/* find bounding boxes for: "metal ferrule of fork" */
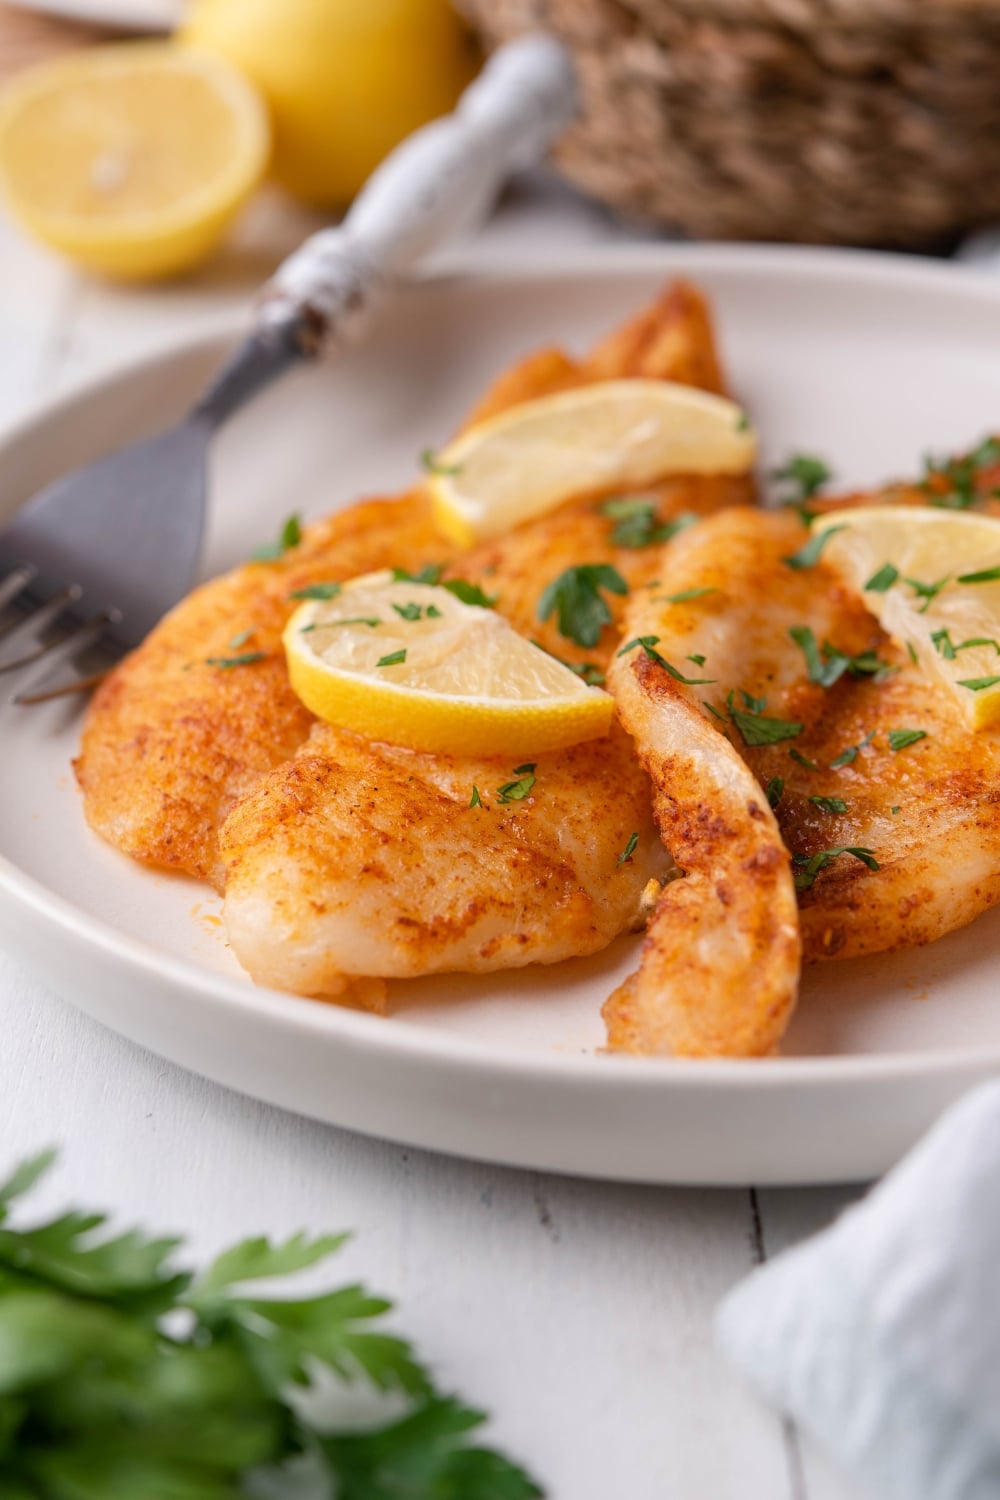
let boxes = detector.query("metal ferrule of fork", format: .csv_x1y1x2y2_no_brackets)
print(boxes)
0,565,117,705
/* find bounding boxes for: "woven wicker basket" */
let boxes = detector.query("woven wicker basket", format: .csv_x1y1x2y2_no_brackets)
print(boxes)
460,0,1000,248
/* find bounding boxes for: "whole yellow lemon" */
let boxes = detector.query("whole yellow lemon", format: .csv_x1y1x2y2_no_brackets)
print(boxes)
180,0,478,207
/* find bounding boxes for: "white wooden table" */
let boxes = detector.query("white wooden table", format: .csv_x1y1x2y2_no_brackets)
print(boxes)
0,176,865,1500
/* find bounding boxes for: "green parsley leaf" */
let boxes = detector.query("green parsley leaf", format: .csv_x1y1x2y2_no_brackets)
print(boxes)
0,1155,540,1500
730,708,803,746
289,581,343,601
793,846,880,891
865,563,900,593
782,525,847,571
251,513,302,562
538,565,628,648
957,565,1000,585
888,728,928,751
687,653,707,667
426,604,443,618
496,769,536,802
789,747,820,771
772,452,833,502
391,565,444,585
205,652,267,670
904,574,950,613
739,689,767,713
617,831,639,865
703,700,727,722
441,579,498,608
658,586,720,604
376,650,407,668
907,640,919,665
891,805,901,814
828,730,875,768
931,628,956,660
789,625,845,688
600,499,697,549
420,448,462,477
618,636,716,685
958,674,1000,692
392,602,424,621
923,437,1000,510
228,629,255,650
810,795,848,814
469,786,482,808
735,411,750,432
766,777,784,809
302,617,381,632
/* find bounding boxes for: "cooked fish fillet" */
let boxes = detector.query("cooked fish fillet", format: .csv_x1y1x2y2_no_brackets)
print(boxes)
220,723,671,996
76,279,744,892
607,504,1000,1055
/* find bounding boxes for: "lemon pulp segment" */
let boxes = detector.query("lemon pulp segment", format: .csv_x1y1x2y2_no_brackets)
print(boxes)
426,379,756,546
283,576,614,756
820,505,1000,729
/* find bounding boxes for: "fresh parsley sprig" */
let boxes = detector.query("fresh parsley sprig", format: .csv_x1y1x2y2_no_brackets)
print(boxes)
599,498,697,550
0,1152,541,1500
793,846,879,892
537,565,628,649
252,512,303,562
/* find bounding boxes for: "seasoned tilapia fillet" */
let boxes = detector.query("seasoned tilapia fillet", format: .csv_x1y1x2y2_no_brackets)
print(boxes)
76,279,744,892
220,724,670,997
608,505,1000,1055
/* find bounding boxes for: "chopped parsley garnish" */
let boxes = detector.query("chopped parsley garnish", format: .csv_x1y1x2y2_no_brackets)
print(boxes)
782,525,847,571
789,747,820,771
793,846,880,891
907,641,919,665
659,586,720,604
828,730,875,768
376,649,407,667
289,581,343,600
617,831,639,865
904,574,950,613
790,625,896,686
427,604,442,618
496,766,536,803
600,498,697,549
618,635,715,684
302,616,380,632
923,437,1000,509
932,629,1000,659
888,728,928,751
730,707,803,747
441,579,498,608
772,452,833,504
228,628,255,650
766,777,785,809
204,651,267,670
810,795,848,814
537,564,629,648
419,448,462,476
251,512,303,562
738,689,767,713
958,674,1000,692
703,700,727,722
735,411,751,432
469,786,483,808
393,601,425,621
891,805,901,814
687,653,707,666
865,562,899,593
392,565,444,585
957,565,1000,585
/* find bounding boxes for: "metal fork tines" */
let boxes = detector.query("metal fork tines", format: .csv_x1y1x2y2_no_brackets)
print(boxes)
0,565,119,705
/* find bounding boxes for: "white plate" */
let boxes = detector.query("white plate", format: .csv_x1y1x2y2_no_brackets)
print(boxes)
3,245,1000,1187
5,0,179,29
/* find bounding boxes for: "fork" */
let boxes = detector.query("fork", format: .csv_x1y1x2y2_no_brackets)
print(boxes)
0,34,575,706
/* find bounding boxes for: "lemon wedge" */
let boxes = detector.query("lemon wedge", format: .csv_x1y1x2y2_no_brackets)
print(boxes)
283,573,614,756
426,379,756,546
0,43,269,280
820,506,1000,729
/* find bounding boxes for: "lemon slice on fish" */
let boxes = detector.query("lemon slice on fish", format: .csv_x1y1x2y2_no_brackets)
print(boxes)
283,573,613,755
426,378,756,546
819,506,1000,729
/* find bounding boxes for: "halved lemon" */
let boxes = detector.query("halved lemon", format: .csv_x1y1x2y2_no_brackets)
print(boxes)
820,506,1000,729
426,379,756,546
0,43,269,280
283,573,614,755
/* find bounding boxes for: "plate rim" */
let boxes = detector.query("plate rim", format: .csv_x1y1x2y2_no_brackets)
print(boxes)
4,240,1000,1096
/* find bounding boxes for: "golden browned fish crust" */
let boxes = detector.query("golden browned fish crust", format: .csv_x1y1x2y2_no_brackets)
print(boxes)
611,505,1000,1047
75,279,743,890
220,722,670,997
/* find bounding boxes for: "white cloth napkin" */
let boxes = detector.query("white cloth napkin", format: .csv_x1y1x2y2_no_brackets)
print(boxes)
716,1082,1000,1500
